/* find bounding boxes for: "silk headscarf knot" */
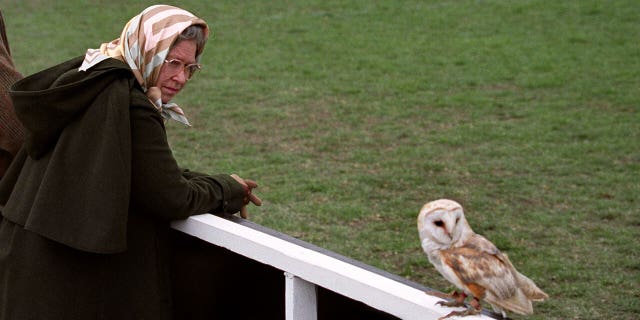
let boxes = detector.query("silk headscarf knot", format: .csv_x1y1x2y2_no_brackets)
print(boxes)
79,5,209,126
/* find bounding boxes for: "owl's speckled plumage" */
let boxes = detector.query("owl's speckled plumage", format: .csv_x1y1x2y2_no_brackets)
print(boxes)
417,199,548,318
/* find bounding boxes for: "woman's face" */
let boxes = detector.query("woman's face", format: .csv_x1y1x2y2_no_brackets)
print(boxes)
156,39,198,103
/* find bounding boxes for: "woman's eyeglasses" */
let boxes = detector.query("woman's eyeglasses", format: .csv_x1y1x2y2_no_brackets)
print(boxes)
163,59,202,80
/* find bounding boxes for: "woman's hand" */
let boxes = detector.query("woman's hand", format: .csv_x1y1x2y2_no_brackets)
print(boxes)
230,174,262,218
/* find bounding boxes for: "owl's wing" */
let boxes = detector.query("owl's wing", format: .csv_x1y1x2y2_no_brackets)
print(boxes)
440,234,519,301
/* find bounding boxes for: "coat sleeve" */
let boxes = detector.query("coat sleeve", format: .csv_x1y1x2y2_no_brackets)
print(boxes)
128,92,246,221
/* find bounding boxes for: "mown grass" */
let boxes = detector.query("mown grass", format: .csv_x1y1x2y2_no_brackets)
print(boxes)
3,1,639,319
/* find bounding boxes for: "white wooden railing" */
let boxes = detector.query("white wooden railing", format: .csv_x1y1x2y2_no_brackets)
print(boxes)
171,214,496,320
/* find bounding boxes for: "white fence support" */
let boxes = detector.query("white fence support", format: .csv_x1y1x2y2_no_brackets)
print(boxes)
285,272,318,320
171,214,492,320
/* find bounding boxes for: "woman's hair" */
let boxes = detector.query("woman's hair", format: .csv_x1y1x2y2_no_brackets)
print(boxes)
172,25,207,56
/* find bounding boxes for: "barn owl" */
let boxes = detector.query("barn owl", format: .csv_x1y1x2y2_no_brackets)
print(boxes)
417,199,548,319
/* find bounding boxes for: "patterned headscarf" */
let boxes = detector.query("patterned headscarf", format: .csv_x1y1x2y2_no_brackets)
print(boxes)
79,5,209,126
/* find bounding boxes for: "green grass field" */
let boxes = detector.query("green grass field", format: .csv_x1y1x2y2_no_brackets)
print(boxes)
3,1,639,319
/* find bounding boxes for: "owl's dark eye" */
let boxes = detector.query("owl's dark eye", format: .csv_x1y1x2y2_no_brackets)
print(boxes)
434,220,444,227
455,218,460,224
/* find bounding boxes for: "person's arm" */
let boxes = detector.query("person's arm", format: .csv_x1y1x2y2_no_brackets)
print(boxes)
181,168,206,179
128,95,247,221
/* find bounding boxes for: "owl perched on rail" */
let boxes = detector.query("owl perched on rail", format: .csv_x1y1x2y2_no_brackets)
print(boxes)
417,199,548,319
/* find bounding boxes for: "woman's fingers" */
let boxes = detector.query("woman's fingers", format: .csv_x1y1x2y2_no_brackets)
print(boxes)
240,206,248,219
230,174,261,218
244,179,258,189
249,193,262,206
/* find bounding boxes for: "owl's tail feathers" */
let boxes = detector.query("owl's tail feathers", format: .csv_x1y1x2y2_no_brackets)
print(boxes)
516,272,549,302
485,272,548,316
490,289,534,315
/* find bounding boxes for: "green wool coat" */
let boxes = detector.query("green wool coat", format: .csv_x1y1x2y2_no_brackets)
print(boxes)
0,56,247,319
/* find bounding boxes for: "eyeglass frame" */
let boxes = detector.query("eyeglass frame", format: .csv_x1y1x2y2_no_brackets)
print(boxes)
163,58,203,80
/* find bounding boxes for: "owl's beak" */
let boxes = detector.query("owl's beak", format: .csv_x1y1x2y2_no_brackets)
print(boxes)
443,216,457,239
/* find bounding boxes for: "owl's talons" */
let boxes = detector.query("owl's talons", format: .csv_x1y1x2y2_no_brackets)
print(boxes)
436,300,465,308
437,305,481,320
436,296,482,319
433,290,467,307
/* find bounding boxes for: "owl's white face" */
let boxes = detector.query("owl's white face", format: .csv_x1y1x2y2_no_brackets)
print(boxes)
417,199,468,251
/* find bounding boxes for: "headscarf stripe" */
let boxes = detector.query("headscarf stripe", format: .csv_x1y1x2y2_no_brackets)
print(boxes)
145,9,195,28
144,48,168,80
144,22,192,53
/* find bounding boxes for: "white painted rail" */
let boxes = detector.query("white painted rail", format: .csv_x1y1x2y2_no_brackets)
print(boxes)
171,214,496,320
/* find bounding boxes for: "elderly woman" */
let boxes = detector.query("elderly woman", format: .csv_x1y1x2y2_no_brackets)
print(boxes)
0,5,260,319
